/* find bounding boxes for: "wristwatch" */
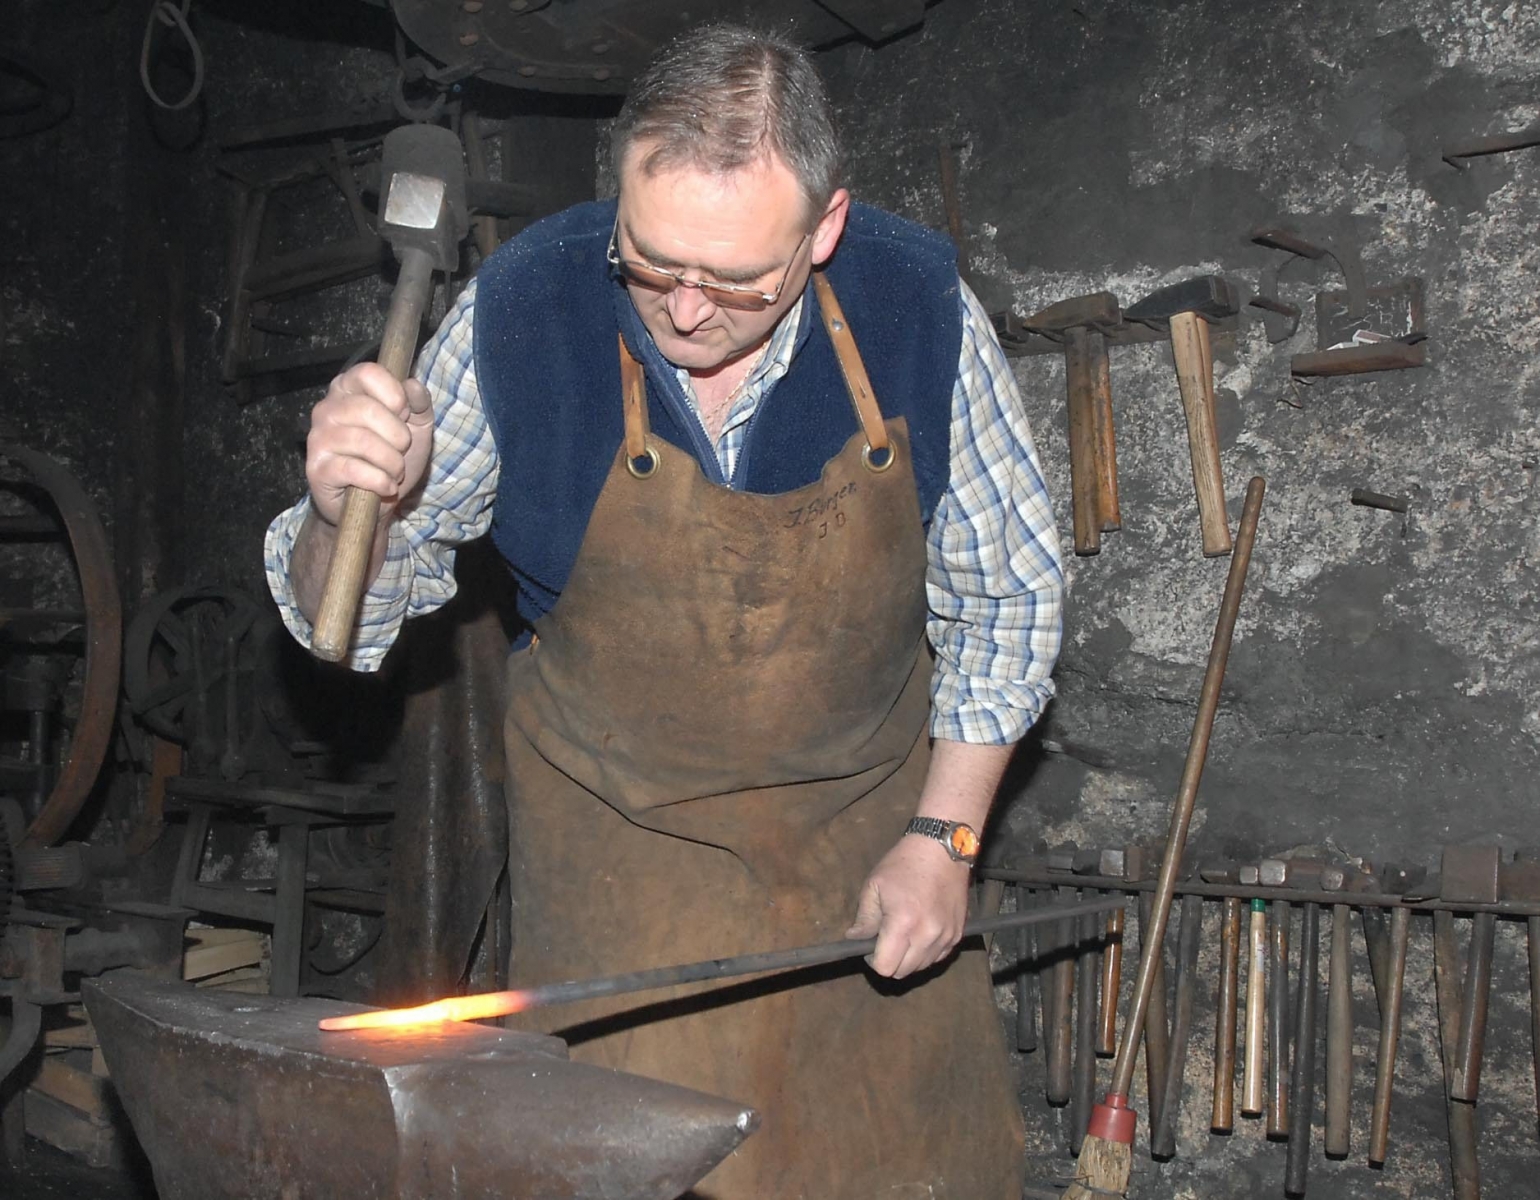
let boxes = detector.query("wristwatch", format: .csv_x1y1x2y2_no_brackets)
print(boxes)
904,817,980,866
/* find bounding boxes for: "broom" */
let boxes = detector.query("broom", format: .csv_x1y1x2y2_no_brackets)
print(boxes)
1064,476,1265,1199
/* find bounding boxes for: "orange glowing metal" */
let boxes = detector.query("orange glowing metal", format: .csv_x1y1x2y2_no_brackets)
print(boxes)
318,990,533,1031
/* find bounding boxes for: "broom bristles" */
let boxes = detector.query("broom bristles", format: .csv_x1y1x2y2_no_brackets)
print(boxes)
1062,1131,1133,1199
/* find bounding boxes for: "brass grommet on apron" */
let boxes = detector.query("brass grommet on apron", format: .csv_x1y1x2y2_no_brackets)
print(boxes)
625,442,661,479
862,441,896,473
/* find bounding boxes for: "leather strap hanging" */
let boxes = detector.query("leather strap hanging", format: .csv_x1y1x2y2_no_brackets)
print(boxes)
618,333,658,477
813,272,891,461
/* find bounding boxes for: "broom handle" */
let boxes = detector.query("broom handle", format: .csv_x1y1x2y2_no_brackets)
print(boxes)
1109,476,1265,1099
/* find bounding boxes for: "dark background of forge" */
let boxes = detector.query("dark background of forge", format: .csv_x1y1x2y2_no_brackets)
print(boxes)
5,0,1540,1194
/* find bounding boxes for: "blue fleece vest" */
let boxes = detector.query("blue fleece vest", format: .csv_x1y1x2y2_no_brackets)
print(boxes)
473,198,961,628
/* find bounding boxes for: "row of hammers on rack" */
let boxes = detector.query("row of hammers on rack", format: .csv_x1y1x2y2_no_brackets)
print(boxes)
981,841,1539,1198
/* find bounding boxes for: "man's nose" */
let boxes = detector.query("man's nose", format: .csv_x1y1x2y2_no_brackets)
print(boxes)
666,281,718,330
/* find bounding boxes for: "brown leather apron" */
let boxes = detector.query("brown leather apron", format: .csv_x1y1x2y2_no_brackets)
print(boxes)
502,278,1023,1199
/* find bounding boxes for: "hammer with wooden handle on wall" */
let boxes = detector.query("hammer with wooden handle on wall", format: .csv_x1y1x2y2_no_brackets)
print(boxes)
1126,276,1239,557
310,123,469,662
1024,291,1123,555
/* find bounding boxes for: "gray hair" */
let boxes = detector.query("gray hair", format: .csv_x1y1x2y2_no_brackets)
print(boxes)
610,23,842,224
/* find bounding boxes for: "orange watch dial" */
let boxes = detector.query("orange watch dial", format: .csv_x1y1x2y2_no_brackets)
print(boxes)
949,824,980,860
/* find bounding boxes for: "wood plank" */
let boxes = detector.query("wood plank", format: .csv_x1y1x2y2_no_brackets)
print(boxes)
184,932,268,980
33,1055,115,1121
23,1089,123,1170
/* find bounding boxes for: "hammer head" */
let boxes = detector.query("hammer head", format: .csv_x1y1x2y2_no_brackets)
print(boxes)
1125,275,1239,327
379,124,469,272
1023,291,1121,339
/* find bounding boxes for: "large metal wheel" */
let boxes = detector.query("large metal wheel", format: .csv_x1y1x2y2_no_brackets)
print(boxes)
0,446,122,849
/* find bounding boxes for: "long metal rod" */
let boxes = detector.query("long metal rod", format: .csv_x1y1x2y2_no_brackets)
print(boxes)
319,896,1123,1031
979,868,1540,918
1108,477,1265,1101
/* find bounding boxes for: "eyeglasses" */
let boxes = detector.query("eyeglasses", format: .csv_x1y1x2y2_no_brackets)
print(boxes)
607,216,809,312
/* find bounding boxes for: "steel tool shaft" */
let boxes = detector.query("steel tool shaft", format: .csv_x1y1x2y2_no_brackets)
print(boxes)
319,896,1124,1031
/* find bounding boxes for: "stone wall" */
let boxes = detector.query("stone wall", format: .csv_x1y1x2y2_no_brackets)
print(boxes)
821,1,1540,1195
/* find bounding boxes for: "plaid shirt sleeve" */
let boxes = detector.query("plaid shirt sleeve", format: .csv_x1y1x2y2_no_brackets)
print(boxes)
926,281,1065,744
263,279,500,672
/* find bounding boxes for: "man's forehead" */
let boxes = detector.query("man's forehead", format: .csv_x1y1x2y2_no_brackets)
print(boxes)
617,180,807,276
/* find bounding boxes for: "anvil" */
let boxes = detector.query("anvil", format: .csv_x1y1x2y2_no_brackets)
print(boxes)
83,973,757,1200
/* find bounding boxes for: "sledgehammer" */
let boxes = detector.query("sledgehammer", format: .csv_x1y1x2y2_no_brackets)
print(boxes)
311,124,469,662
1126,276,1238,557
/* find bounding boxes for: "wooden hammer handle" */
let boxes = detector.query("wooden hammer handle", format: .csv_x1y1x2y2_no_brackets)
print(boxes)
1168,311,1232,557
311,246,436,662
1242,898,1268,1116
1211,895,1242,1131
1064,327,1102,555
1367,905,1410,1165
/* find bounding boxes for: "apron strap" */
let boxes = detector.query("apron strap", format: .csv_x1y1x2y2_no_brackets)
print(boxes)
616,280,894,475
618,333,660,478
619,333,650,458
812,272,892,463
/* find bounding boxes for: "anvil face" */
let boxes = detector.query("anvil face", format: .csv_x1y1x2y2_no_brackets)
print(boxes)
84,975,757,1200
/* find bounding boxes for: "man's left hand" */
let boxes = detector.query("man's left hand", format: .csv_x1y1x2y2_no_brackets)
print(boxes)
845,836,972,979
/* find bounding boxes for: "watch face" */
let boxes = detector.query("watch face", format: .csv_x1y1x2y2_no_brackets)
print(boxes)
949,824,980,860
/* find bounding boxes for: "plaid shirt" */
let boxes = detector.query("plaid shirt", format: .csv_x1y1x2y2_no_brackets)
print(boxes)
266,277,1063,745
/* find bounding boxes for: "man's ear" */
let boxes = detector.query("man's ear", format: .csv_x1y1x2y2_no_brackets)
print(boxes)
811,188,850,267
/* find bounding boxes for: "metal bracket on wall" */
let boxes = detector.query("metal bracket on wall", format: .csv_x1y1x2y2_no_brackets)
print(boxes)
1247,224,1366,345
1442,122,1540,169
1292,276,1426,377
